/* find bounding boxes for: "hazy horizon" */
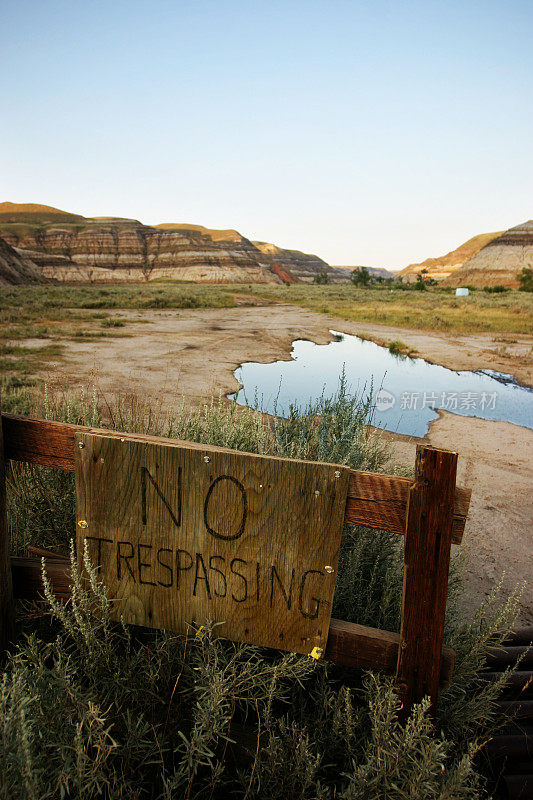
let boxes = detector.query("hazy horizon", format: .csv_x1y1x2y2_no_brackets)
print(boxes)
2,0,531,268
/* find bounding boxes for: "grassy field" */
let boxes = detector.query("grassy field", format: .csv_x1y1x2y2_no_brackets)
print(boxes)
0,283,242,391
1,282,531,394
236,283,533,335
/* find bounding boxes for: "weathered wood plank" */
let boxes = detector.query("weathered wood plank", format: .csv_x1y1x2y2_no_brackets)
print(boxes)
9,553,455,684
75,432,349,656
0,397,14,655
345,471,468,543
1,414,470,541
11,555,72,600
395,445,458,719
326,618,455,685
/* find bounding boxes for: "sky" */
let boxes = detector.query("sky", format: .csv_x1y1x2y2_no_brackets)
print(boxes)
1,0,532,268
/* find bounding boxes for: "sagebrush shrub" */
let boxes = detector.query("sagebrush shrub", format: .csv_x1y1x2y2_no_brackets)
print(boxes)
0,380,521,798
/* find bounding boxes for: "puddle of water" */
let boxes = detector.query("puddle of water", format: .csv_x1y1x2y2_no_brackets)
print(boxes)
230,330,533,437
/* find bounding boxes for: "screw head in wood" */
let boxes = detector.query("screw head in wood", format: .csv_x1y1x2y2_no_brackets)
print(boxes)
203,456,210,463
324,565,334,574
78,441,85,449
77,520,88,528
314,490,320,496
334,470,341,478
310,646,324,659
100,457,104,463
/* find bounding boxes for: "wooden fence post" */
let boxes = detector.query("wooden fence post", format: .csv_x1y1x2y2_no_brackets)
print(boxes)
0,394,14,656
395,444,457,720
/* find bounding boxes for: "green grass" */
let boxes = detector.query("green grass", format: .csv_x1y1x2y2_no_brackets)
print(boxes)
1,281,530,402
0,283,238,322
0,283,242,384
233,283,533,335
0,382,522,799
387,339,418,357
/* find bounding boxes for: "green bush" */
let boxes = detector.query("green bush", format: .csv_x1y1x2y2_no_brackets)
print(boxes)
1,381,521,798
483,285,508,294
518,267,533,292
387,340,416,358
350,267,371,286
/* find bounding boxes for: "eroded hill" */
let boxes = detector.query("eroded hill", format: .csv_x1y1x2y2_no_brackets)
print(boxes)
0,236,44,285
442,221,533,288
0,204,279,284
398,231,503,282
0,203,335,284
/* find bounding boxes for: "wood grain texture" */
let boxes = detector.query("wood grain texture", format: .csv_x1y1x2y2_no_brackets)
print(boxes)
9,552,455,684
1,414,470,541
326,618,455,685
11,555,71,601
395,445,458,719
345,471,468,543
75,432,349,656
0,396,14,655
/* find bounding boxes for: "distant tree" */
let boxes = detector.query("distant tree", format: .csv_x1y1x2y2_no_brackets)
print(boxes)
414,273,427,291
313,272,330,284
518,267,533,292
350,267,371,286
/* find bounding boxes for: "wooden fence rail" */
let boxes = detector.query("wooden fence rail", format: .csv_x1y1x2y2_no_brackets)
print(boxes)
2,414,470,542
10,549,456,685
0,411,471,715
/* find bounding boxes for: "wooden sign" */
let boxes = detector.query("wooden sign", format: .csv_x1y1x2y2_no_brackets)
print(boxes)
75,433,350,656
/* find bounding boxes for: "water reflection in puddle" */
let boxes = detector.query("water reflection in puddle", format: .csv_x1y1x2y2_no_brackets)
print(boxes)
229,331,533,437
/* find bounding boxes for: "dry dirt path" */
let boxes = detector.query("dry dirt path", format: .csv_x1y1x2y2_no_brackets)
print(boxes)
38,303,533,623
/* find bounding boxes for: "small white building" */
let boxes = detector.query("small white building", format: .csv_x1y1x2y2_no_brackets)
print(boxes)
456,287,469,296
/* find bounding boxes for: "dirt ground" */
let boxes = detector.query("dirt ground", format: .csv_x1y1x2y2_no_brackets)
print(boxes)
37,303,533,623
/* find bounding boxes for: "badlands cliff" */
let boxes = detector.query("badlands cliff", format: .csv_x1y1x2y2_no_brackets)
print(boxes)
0,236,44,285
0,204,276,284
251,241,332,282
398,231,503,282
442,221,533,288
0,203,335,284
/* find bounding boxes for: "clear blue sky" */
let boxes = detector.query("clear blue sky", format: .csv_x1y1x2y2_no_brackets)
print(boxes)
2,0,531,267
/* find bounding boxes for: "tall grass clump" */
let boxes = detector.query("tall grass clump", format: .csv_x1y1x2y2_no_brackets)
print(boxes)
1,379,522,798
5,374,391,557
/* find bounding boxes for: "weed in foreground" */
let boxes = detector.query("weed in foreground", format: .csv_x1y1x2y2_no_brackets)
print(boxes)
1,543,519,799
0,382,522,798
